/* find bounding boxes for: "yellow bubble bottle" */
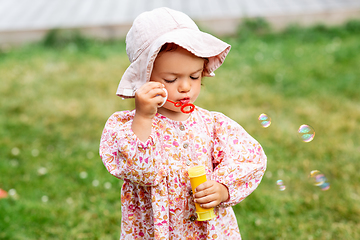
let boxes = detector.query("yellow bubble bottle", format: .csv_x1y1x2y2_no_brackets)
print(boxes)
188,166,216,221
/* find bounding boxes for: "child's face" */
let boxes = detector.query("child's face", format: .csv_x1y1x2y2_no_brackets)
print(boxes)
150,46,205,119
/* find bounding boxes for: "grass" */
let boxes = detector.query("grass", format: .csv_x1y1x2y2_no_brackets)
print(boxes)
1,20,360,239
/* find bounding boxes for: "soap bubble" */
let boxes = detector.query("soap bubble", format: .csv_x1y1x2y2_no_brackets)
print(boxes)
66,197,74,205
11,147,20,156
37,167,48,175
79,171,88,179
31,149,39,157
319,182,330,191
104,182,112,189
8,189,17,196
8,189,19,200
310,170,325,186
255,219,262,226
258,113,271,128
92,179,99,187
41,195,49,203
298,124,315,142
276,180,286,191
309,170,330,191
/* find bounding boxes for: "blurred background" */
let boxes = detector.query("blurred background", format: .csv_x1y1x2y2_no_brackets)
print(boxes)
1,0,360,239
1,0,360,45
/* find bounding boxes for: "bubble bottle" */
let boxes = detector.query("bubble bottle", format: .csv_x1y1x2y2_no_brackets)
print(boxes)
188,166,216,221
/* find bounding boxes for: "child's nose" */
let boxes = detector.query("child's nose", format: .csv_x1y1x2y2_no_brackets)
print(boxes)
179,78,191,93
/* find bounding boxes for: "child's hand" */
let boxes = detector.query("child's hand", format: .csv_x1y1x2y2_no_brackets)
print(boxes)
132,82,166,142
134,82,166,119
193,180,229,209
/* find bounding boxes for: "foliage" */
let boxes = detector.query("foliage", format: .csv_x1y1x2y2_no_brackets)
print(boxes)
237,17,272,39
43,29,87,48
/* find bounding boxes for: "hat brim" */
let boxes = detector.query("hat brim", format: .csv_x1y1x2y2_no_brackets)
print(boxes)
116,28,230,98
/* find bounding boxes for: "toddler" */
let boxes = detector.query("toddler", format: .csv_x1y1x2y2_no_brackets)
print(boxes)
100,7,267,239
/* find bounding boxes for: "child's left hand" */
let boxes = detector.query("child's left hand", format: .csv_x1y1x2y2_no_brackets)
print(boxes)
193,180,229,209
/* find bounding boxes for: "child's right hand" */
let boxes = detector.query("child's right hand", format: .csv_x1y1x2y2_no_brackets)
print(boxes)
132,82,166,142
134,82,166,119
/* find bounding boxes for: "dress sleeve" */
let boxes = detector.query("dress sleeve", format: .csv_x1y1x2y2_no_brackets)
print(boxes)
99,112,167,186
210,112,267,207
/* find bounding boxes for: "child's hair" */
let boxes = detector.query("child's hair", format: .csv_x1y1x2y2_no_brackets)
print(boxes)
159,42,209,77
159,42,179,53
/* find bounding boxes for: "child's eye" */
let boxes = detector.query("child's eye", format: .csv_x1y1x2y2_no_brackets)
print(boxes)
164,79,176,83
190,76,200,80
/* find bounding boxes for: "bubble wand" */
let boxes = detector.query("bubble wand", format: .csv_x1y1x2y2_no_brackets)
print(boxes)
158,88,195,114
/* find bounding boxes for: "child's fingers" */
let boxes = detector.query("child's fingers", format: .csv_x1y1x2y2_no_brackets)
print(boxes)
194,181,212,193
193,182,216,203
135,83,166,105
194,192,215,203
198,200,219,209
148,87,167,108
152,87,167,98
134,82,166,118
194,192,220,209
145,81,165,92
194,184,214,198
193,180,227,208
136,82,164,96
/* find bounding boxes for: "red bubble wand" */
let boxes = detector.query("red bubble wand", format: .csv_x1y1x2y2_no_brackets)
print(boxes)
159,89,195,114
166,99,195,114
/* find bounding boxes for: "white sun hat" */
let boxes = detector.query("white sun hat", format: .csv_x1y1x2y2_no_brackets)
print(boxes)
116,7,231,98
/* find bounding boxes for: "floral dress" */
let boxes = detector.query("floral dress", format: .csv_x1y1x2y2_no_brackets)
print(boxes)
99,107,267,239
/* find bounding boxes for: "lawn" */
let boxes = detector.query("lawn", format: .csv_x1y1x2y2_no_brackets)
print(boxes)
1,19,360,239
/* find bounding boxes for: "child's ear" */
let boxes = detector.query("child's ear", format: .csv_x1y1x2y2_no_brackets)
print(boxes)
201,71,205,86
202,58,209,76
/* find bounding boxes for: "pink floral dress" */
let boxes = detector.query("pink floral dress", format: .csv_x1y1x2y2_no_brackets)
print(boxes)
99,107,267,239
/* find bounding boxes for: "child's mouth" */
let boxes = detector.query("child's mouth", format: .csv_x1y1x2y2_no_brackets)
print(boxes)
179,98,190,105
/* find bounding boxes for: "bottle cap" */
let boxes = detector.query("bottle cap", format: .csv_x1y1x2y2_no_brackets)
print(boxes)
188,166,206,178
196,209,216,221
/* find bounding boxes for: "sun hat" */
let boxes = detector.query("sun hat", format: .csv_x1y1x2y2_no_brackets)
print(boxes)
116,7,231,98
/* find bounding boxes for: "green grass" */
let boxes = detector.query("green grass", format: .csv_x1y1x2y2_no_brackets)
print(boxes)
1,20,360,239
